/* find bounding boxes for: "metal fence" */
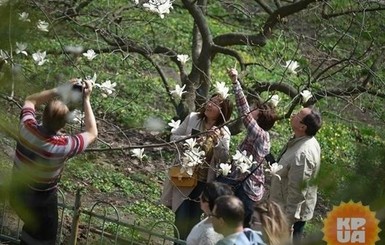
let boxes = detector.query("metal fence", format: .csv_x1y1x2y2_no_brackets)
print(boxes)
0,188,186,245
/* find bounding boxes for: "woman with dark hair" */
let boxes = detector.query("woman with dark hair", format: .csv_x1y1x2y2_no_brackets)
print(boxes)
160,93,233,242
186,182,233,245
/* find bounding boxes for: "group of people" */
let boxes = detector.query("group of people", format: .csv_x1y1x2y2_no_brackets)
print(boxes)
186,181,290,245
8,67,322,245
161,68,322,245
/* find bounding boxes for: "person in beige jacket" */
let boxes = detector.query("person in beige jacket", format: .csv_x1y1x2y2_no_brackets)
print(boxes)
160,93,233,242
269,107,322,244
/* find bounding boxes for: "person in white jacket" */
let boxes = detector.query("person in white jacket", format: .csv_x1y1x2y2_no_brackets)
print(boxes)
161,93,233,242
269,107,322,244
186,181,233,245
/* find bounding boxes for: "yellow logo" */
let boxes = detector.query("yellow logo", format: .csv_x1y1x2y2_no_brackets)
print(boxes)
322,201,381,245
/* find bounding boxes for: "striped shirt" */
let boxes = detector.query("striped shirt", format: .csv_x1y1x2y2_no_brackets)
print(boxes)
13,105,88,191
232,81,270,201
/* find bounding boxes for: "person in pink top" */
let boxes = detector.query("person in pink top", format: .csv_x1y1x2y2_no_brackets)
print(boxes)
10,79,98,245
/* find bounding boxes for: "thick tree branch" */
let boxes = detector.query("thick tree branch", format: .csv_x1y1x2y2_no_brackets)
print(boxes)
262,0,318,38
213,33,267,47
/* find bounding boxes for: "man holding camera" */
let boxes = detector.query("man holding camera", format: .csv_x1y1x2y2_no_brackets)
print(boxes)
10,79,98,244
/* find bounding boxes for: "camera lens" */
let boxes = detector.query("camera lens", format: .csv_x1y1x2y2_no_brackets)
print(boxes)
72,83,83,92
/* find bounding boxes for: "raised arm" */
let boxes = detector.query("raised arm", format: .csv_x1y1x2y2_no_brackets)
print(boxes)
24,88,58,109
227,68,263,135
80,79,98,143
227,68,251,115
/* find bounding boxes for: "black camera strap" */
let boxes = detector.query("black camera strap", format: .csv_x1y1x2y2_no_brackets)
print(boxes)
235,153,276,188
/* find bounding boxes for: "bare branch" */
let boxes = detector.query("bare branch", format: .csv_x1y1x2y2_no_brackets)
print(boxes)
322,4,385,19
262,0,318,38
253,0,274,14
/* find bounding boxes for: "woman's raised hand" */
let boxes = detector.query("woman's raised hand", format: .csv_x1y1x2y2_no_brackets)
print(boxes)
227,68,238,84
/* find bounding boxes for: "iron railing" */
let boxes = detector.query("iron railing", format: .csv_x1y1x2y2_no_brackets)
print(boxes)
0,188,185,245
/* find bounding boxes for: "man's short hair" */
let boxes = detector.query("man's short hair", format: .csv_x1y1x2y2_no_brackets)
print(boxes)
42,100,69,133
214,195,244,228
302,108,322,136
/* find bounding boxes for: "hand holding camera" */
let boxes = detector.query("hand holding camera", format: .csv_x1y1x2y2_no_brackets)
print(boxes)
57,78,86,104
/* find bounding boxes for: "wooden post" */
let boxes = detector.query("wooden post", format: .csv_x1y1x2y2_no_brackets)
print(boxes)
69,188,82,245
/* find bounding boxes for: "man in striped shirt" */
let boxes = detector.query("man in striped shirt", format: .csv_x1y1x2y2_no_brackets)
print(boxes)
10,79,98,245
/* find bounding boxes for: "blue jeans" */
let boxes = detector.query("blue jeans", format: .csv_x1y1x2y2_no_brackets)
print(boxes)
293,220,306,244
234,186,254,228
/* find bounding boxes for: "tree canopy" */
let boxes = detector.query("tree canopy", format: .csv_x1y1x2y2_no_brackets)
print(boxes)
1,0,385,128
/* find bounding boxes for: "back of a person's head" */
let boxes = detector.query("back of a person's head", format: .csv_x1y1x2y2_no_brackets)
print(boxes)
256,102,277,131
202,182,233,211
254,200,290,245
215,195,244,228
302,108,322,136
42,100,69,133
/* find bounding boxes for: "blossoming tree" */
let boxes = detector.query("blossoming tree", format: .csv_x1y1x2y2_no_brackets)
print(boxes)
0,0,384,129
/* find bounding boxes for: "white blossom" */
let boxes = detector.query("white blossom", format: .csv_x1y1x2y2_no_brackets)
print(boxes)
232,150,256,174
232,150,247,163
15,42,28,56
85,73,97,85
168,119,181,132
37,20,49,32
181,147,205,173
18,12,31,22
180,166,194,176
131,148,146,161
94,80,116,97
265,162,283,181
0,50,9,63
143,0,173,19
300,90,313,103
220,163,232,176
83,49,97,61
32,51,48,66
214,81,229,99
270,94,280,107
177,54,189,64
184,138,197,150
170,84,186,98
284,60,300,74
238,162,252,174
